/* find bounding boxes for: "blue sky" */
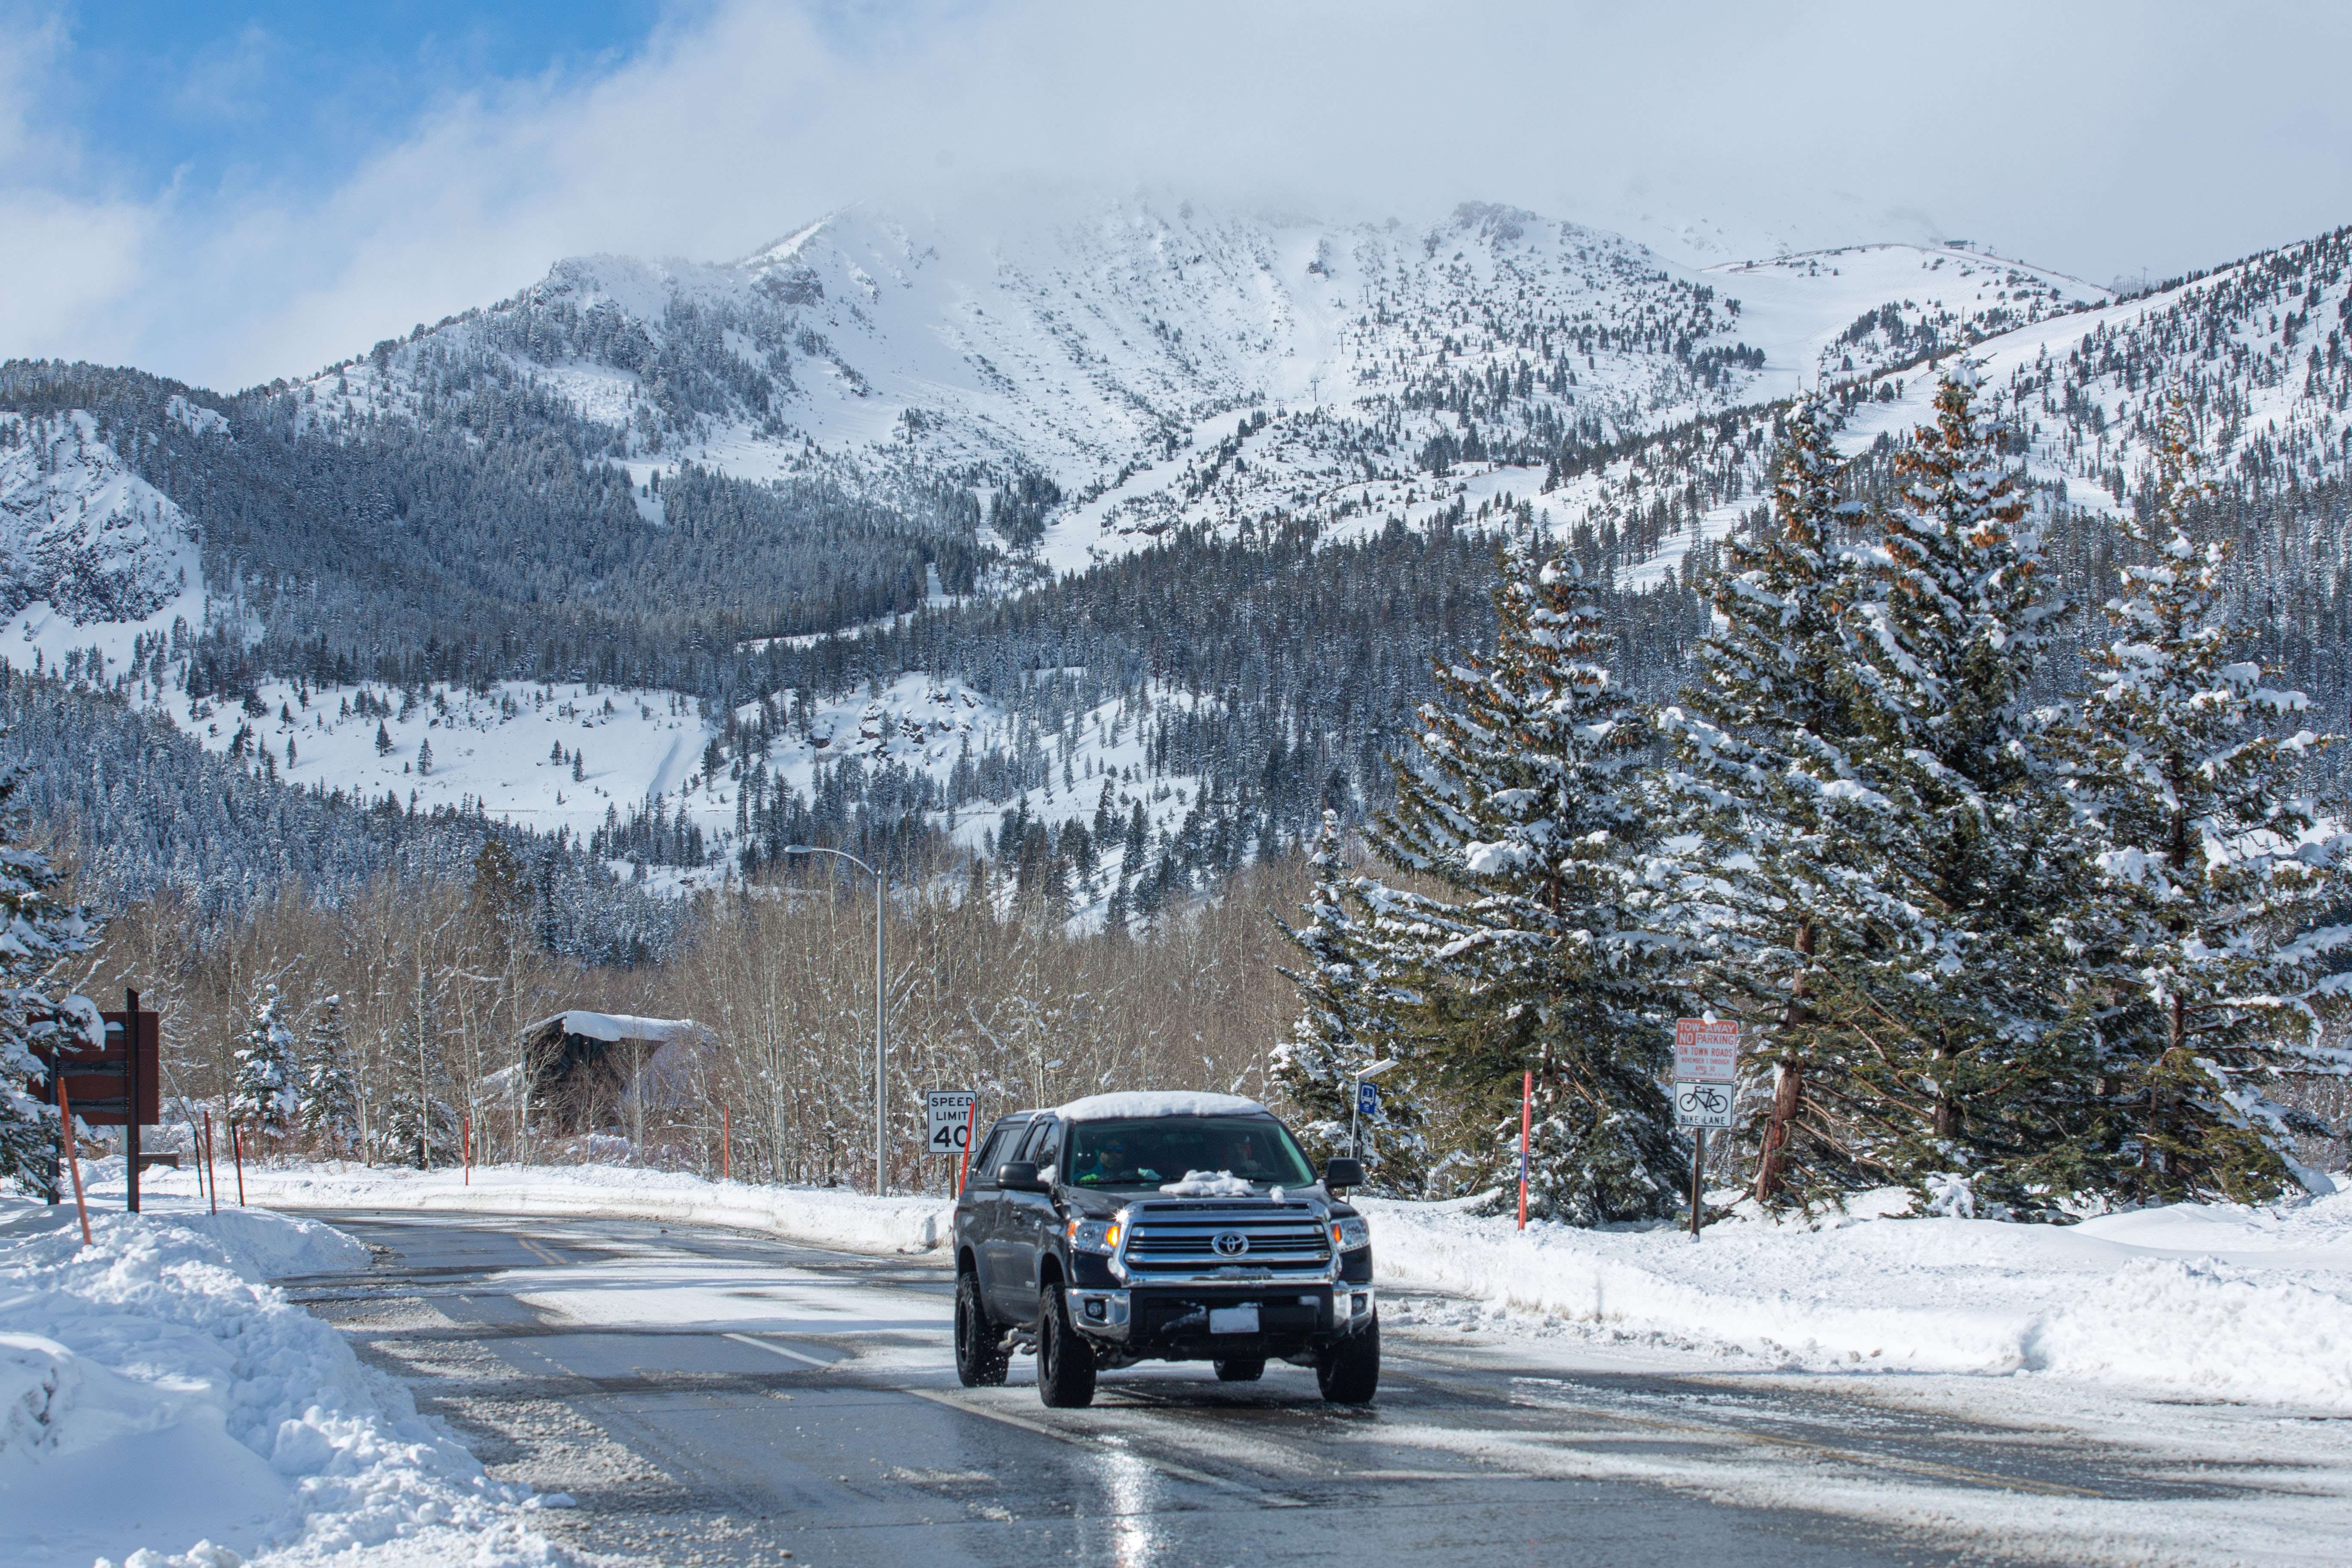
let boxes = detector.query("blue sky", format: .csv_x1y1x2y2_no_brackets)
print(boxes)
39,3,666,200
6,1,2351,390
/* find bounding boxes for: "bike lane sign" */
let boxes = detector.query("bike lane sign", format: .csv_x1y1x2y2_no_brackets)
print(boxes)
1674,1080,1734,1129
1673,1019,1737,1129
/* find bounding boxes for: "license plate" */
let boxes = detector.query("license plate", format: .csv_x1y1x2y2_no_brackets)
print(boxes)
1208,1303,1259,1335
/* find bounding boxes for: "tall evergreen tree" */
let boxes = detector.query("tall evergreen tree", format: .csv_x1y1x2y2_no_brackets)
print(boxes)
1272,810,1424,1190
0,757,99,1194
1365,534,1685,1224
232,983,301,1138
301,993,360,1157
1826,368,2094,1214
1657,396,1873,1205
2068,396,2352,1202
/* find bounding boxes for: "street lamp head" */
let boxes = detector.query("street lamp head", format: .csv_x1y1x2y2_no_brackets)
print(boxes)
783,844,814,855
1356,1060,1401,1079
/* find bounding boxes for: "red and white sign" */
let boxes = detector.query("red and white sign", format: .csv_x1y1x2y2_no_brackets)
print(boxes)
1673,1019,1739,1082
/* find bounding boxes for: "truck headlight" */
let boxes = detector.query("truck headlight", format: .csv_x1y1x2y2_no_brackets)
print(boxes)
1068,1218,1123,1254
1333,1217,1371,1251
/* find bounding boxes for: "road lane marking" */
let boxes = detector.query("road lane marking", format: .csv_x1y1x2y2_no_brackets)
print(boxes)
514,1236,566,1267
723,1331,833,1367
906,1388,1310,1505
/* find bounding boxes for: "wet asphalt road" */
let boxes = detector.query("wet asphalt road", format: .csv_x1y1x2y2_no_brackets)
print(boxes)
283,1209,2269,1568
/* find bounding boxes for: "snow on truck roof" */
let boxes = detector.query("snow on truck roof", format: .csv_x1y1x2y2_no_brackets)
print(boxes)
1051,1092,1268,1122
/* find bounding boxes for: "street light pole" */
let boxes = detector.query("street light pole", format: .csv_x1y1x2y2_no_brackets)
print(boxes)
786,844,887,1196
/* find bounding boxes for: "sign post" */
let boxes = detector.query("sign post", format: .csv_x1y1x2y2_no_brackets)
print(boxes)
1347,1059,1398,1165
925,1090,978,1194
1673,1019,1739,1241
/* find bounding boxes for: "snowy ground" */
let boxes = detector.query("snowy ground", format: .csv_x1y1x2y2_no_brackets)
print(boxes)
1365,1183,2352,1413
0,1184,570,1568
127,1157,2352,1413
23,1157,2351,1565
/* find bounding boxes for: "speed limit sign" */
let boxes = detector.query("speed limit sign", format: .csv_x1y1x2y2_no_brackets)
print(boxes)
925,1090,978,1157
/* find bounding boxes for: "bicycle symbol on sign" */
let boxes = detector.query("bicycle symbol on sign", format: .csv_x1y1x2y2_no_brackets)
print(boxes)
1677,1082,1730,1117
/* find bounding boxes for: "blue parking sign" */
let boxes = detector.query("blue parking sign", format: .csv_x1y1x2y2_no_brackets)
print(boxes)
1356,1079,1381,1117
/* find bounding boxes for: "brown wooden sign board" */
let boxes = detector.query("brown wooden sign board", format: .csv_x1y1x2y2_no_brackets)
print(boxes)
30,993,161,1213
37,1011,161,1127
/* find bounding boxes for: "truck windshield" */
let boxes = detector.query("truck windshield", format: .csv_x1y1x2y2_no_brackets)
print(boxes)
1066,1116,1316,1190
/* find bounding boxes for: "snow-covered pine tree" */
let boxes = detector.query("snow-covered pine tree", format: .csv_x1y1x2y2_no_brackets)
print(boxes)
2068,395,2352,1202
232,983,301,1139
1365,533,1684,1224
301,993,360,1157
1656,396,1874,1205
1272,809,1424,1190
0,754,99,1194
1830,367,2097,1215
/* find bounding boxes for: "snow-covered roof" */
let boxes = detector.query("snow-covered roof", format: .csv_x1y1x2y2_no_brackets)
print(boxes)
526,1010,701,1044
1053,1091,1268,1123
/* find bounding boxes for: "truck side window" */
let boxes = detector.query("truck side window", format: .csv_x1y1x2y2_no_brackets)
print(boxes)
972,1122,1021,1182
1018,1117,1060,1175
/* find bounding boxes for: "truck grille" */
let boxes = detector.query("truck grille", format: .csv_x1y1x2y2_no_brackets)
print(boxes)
1118,1203,1331,1280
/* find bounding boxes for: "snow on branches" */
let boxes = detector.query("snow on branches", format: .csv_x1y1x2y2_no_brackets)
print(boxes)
1363,532,1687,1224
0,752,100,1192
2066,394,2352,1202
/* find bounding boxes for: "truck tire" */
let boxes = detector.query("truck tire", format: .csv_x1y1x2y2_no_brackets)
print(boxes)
1212,1358,1265,1382
1316,1313,1380,1405
1036,1283,1098,1408
955,1273,1009,1387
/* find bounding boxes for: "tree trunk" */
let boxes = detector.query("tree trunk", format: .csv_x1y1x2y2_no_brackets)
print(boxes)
1752,921,1815,1203
1932,1043,1958,1141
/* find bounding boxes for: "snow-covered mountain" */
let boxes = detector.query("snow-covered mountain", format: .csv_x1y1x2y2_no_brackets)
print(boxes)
295,198,2101,572
7,198,2348,912
1,405,200,645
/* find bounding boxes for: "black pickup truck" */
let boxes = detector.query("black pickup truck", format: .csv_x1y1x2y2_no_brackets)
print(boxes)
951,1092,1378,1408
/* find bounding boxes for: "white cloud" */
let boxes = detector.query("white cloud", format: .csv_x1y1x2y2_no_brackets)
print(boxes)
5,0,2351,389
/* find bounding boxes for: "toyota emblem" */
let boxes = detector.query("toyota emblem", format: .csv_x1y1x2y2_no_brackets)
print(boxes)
1212,1231,1249,1257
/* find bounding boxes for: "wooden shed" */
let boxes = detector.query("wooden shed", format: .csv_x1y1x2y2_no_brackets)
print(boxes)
518,1010,703,1133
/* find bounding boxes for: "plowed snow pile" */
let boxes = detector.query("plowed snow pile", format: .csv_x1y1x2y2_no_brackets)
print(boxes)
1362,1182,2352,1409
134,1159,959,1257
0,1197,567,1568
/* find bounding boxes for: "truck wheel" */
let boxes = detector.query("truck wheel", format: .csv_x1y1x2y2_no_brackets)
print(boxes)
1213,1358,1265,1382
1316,1313,1380,1405
955,1273,1009,1387
1036,1284,1098,1408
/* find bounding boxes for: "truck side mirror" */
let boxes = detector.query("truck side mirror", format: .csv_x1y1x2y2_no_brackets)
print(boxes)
1323,1157,1365,1191
998,1161,1047,1193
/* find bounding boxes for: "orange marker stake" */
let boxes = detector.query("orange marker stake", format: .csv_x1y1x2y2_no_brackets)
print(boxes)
1516,1070,1532,1230
56,1072,92,1247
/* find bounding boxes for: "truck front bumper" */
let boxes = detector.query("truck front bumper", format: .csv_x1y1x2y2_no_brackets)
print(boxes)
1068,1284,1375,1354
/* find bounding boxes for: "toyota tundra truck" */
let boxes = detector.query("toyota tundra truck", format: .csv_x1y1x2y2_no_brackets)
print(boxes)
950,1091,1378,1408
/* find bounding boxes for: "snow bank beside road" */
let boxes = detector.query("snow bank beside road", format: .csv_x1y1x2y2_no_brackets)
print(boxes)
1361,1185,2352,1410
125,1157,2352,1413
132,1160,959,1258
0,1197,563,1568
